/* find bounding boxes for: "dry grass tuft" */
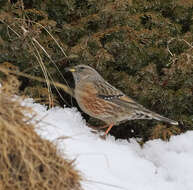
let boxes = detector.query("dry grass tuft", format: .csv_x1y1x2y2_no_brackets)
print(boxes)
150,124,181,141
0,92,82,190
0,62,20,95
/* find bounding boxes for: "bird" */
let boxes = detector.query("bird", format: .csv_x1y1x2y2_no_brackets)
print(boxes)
66,64,178,136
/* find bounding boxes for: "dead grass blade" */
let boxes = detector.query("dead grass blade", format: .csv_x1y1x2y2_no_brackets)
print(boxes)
0,92,82,190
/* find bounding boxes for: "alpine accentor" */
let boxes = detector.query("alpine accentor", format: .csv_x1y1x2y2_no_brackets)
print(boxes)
66,65,178,135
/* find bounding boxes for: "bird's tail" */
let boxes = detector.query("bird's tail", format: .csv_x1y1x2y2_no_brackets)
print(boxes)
135,108,178,125
149,111,178,125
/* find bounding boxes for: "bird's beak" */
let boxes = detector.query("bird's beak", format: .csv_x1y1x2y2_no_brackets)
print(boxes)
65,67,76,72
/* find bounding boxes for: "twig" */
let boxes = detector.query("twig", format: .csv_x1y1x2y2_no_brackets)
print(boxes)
0,67,74,97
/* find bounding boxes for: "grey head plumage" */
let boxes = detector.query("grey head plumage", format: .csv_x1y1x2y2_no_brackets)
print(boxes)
66,65,102,85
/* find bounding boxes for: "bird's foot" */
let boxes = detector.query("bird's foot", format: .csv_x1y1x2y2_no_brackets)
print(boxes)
99,134,107,140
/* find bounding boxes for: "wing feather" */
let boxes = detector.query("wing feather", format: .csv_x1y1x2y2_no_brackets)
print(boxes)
92,79,178,125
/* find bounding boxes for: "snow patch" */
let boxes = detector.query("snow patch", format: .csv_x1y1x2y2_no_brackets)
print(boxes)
23,98,193,190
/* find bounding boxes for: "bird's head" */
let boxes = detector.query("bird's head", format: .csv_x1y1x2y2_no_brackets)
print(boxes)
65,65,101,84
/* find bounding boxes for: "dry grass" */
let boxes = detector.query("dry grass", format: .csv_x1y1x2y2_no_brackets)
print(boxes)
0,92,82,190
0,63,74,100
150,124,181,141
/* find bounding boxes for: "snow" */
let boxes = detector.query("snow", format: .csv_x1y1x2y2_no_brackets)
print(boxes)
22,98,193,190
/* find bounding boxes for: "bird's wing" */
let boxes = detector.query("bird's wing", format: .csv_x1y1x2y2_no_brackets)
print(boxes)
94,80,178,125
95,80,143,110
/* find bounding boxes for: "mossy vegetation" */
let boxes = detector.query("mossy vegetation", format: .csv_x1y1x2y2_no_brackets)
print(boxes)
0,0,193,141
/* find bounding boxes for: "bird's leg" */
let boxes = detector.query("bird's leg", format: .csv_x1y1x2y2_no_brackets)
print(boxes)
104,124,114,135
